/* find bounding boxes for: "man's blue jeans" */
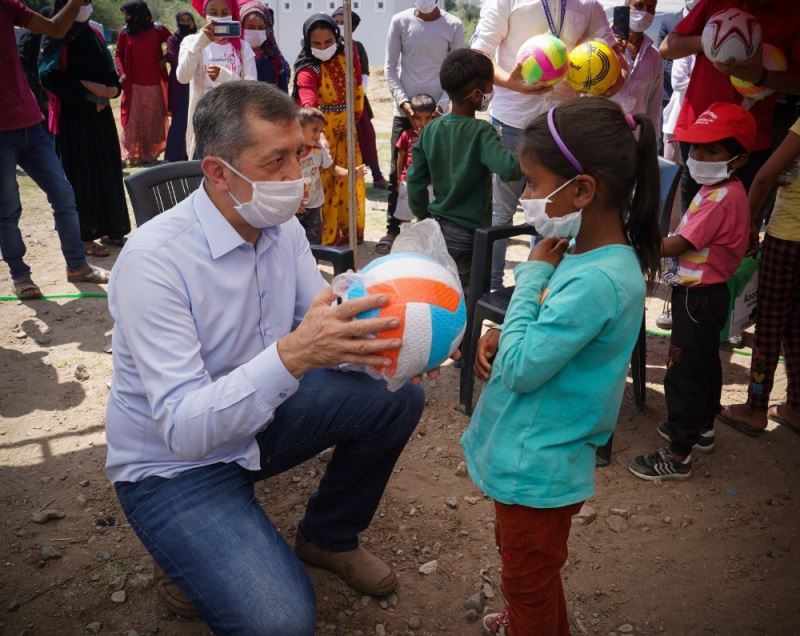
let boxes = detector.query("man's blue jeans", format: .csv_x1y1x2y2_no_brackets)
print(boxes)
115,369,425,635
489,118,526,290
0,124,87,280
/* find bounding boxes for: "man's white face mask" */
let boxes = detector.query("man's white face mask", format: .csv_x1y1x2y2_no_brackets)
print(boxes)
415,0,437,14
220,159,305,228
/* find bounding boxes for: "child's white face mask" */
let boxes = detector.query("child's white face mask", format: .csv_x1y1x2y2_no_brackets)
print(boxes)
520,177,582,239
687,155,740,186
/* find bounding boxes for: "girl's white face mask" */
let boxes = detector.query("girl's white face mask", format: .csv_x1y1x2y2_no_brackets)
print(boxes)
221,159,305,228
311,43,338,62
686,155,740,186
244,29,267,48
520,177,583,239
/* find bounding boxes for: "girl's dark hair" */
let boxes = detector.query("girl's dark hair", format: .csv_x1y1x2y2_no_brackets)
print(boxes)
519,96,661,288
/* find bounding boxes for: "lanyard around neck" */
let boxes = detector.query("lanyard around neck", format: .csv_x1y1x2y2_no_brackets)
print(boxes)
541,0,567,37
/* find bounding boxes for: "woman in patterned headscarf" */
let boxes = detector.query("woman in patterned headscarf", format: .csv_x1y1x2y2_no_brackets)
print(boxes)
293,14,366,246
239,1,289,92
332,7,388,190
115,0,171,165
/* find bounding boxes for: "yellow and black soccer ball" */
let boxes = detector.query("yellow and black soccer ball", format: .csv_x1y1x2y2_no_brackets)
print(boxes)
566,40,620,95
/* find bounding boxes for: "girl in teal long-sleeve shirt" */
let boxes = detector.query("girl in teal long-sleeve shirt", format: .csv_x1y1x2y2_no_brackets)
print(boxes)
463,97,662,636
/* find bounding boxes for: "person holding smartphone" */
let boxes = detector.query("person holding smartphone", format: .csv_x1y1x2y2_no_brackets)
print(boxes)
176,0,256,158
610,0,663,128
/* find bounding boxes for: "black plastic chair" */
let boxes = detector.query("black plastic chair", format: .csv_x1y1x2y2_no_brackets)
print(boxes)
458,158,684,465
657,157,683,236
123,161,354,274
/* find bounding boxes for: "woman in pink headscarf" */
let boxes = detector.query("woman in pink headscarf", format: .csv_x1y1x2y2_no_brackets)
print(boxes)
176,0,257,157
239,1,290,92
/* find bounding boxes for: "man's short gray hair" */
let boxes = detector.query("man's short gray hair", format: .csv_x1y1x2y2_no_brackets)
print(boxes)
194,81,298,162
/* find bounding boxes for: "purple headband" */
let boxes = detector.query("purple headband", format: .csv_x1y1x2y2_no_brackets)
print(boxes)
547,107,583,173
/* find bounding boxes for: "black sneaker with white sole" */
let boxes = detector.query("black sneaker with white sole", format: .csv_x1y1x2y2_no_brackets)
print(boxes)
628,447,692,481
656,422,715,453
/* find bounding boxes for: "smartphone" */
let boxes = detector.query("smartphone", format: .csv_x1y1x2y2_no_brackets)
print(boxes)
612,5,630,41
212,21,241,38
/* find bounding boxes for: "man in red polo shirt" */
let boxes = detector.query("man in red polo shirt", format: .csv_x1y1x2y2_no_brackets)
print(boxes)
0,0,109,299
660,0,800,211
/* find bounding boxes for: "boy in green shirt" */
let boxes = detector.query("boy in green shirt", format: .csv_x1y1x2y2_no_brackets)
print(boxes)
407,48,520,292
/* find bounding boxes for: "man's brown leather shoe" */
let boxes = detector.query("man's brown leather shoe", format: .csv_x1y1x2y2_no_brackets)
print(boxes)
153,560,199,619
294,531,398,596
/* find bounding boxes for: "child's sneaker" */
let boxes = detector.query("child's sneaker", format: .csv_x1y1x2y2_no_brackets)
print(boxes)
628,447,692,481
656,422,715,453
483,608,510,635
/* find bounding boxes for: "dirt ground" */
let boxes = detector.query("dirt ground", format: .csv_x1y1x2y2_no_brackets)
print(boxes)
1,73,799,636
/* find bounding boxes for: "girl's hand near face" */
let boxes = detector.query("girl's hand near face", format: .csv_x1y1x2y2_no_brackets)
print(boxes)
201,21,216,42
529,237,569,266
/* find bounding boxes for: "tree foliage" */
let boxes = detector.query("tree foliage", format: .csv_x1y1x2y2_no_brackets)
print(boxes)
24,0,199,31
446,0,481,43
25,0,478,40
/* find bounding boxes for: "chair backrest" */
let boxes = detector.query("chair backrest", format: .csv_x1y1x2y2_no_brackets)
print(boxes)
123,161,355,274
124,161,203,227
657,157,683,237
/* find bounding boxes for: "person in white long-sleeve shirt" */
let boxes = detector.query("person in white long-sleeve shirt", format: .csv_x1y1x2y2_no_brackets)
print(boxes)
177,0,256,158
470,0,620,289
106,82,427,633
376,0,464,254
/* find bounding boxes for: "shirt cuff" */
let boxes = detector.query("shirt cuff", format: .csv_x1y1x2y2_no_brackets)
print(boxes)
191,32,212,53
242,343,300,415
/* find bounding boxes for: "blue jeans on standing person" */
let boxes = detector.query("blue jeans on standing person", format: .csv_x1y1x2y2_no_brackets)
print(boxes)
489,118,527,290
115,368,424,635
0,123,87,280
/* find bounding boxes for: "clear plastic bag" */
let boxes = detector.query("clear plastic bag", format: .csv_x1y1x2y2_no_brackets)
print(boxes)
332,219,466,391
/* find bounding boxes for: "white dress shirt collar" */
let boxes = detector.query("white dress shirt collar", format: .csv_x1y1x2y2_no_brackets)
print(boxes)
194,180,281,260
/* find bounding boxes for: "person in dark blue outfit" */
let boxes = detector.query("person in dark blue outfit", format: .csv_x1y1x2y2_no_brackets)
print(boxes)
164,10,195,161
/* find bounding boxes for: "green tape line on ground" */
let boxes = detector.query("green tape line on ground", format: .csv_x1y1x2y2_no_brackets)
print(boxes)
0,292,108,301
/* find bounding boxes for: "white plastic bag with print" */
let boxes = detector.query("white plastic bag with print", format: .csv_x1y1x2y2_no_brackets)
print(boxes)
332,219,466,391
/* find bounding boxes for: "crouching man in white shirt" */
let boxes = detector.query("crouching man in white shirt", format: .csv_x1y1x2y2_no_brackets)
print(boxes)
105,81,426,635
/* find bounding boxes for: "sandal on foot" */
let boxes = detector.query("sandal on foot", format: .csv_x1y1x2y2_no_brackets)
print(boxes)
716,405,766,438
67,265,111,284
374,233,396,255
101,236,127,247
12,276,43,300
85,242,110,257
483,608,510,635
767,405,800,436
